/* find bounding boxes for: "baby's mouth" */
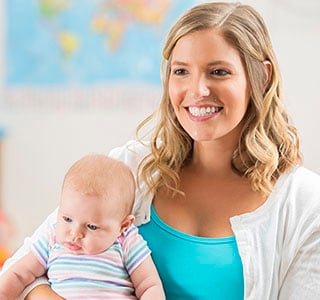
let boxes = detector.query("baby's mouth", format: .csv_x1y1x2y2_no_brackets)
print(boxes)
65,241,82,251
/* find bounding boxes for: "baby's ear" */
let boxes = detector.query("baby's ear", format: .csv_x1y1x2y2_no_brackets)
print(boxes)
119,214,135,234
262,60,272,90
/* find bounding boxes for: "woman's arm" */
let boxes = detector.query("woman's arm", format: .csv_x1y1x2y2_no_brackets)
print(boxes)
130,255,165,299
25,285,63,300
278,228,320,299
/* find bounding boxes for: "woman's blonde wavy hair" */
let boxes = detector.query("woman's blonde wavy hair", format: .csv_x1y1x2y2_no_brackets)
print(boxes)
136,2,302,196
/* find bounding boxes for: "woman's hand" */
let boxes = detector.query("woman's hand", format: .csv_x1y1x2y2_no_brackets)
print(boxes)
25,285,64,300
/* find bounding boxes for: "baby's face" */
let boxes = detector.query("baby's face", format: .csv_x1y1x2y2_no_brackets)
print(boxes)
56,186,125,255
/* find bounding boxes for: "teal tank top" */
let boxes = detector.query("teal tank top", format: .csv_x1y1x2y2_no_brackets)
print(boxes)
138,205,244,300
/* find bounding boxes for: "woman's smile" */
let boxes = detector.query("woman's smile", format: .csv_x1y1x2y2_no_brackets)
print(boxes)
187,105,224,119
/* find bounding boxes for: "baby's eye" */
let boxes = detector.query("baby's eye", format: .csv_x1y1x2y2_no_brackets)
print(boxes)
87,224,98,231
211,69,230,76
173,68,188,76
63,216,72,223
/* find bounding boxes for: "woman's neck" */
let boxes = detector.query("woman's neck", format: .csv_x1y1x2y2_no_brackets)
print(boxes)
190,140,237,178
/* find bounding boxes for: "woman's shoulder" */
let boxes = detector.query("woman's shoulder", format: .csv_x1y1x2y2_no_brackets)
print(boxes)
109,140,154,225
278,166,320,212
108,140,151,170
286,166,320,191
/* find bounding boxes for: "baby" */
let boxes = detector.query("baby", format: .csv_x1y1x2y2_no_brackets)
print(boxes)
0,154,164,299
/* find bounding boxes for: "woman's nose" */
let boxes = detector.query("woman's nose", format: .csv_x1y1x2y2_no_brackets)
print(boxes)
189,75,210,99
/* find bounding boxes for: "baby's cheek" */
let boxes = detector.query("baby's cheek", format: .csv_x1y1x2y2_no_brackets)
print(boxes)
55,225,67,244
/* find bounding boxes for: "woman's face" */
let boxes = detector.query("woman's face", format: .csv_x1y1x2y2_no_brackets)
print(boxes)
168,28,250,144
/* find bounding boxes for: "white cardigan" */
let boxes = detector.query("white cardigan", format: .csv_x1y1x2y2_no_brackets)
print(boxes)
2,140,320,299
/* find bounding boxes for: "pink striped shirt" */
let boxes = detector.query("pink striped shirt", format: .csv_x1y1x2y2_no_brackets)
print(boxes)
31,224,151,299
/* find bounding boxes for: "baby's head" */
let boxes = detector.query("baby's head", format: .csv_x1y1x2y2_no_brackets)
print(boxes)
56,154,136,255
62,154,135,217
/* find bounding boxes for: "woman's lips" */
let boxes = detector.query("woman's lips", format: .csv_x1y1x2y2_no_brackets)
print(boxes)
188,106,223,117
187,105,223,121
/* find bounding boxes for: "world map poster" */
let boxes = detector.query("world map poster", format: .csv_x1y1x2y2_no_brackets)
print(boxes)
4,0,199,109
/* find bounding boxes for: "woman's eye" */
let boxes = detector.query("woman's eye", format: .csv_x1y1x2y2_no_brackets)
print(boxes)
173,68,188,76
63,216,72,223
211,69,230,76
87,224,98,231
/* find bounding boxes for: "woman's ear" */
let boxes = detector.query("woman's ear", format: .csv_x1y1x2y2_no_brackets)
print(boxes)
262,60,272,90
119,214,135,234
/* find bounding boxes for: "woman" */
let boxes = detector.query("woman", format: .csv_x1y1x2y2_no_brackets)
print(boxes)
2,2,320,299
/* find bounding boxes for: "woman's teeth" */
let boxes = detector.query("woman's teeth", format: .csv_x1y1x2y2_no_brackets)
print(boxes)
188,106,221,117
